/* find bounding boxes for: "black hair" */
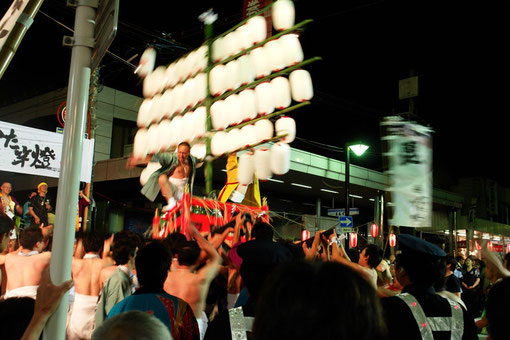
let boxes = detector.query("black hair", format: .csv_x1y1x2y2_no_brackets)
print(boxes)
364,244,383,269
83,231,104,253
0,297,35,340
252,261,387,340
251,222,273,241
396,251,446,287
112,231,139,265
19,226,43,250
176,240,200,266
135,240,172,289
163,232,187,256
177,141,191,149
445,256,458,269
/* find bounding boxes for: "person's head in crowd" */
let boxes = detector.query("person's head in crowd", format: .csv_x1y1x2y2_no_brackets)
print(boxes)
250,221,273,241
445,256,457,274
465,256,475,270
164,232,187,258
503,253,510,271
275,238,304,261
0,213,15,252
485,277,510,340
19,225,44,252
92,310,173,340
358,244,383,269
455,255,465,268
237,234,292,300
347,248,360,264
175,240,200,267
1,182,12,196
135,240,172,290
394,234,446,288
0,297,35,340
111,232,139,266
252,261,387,340
83,231,104,254
37,182,48,195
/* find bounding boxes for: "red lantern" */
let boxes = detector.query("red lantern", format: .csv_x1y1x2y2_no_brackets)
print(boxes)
507,244,510,253
349,232,357,248
301,229,310,241
389,233,397,247
475,241,481,250
371,223,378,238
488,241,493,251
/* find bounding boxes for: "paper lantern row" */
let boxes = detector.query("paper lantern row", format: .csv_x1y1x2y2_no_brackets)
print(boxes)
139,73,208,126
210,33,304,97
210,72,312,131
212,0,296,63
134,108,208,158
210,116,295,157
237,142,291,184
137,69,313,129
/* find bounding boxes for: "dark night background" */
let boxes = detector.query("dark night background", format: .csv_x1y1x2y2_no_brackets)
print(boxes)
0,0,505,189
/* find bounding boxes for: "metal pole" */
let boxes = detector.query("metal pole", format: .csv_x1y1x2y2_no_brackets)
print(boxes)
345,145,350,217
43,1,95,338
0,0,45,80
316,197,321,229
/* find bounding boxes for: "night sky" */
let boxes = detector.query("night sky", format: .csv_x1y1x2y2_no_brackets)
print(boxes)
0,0,505,188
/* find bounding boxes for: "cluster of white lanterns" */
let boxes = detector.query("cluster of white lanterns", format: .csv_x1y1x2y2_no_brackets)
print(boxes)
134,0,310,184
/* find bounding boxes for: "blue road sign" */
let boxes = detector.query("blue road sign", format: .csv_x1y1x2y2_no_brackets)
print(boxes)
339,216,353,227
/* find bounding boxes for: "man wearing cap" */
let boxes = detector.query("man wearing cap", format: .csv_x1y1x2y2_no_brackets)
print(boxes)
381,234,477,340
28,182,52,227
0,182,22,220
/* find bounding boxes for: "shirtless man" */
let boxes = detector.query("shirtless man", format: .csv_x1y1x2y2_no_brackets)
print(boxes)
135,142,197,212
67,231,112,340
164,224,222,339
3,226,51,299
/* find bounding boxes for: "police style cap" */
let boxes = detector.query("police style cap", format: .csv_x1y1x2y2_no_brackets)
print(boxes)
397,233,446,258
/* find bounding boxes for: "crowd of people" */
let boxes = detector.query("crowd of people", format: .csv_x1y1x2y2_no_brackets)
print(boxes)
0,203,509,340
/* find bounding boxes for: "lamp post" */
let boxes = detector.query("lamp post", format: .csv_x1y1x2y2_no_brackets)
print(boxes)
345,143,369,219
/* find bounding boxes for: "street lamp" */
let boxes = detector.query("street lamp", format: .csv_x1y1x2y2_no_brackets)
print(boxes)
345,143,369,219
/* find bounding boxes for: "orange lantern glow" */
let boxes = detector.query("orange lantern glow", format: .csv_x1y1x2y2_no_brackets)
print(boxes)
371,223,378,238
488,241,493,251
301,230,310,241
389,233,397,247
507,244,510,253
475,241,481,250
349,232,357,248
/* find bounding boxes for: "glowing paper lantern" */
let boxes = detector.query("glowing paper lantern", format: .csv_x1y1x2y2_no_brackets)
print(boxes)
389,233,397,247
181,112,195,142
254,119,274,143
275,116,296,143
225,94,242,126
226,128,242,153
289,69,314,102
240,124,258,147
301,229,310,241
133,128,149,158
210,64,228,96
238,89,258,121
211,131,228,156
137,99,152,127
225,60,240,91
349,232,358,248
211,100,228,130
169,115,183,147
238,151,255,185
237,54,255,86
270,142,291,175
255,82,275,115
475,241,481,250
140,162,162,186
142,72,156,98
223,30,241,57
272,0,295,31
160,90,174,119
371,223,378,238
271,76,291,110
194,73,208,104
236,23,253,51
164,63,178,89
193,106,207,138
194,45,208,73
171,84,185,114
246,16,267,44
190,143,207,161
254,147,272,181
488,241,493,252
212,36,226,62
182,77,197,109
174,57,187,83
137,47,156,78
250,46,271,79
158,119,173,151
265,39,286,72
148,94,163,123
147,124,160,154
507,244,510,253
280,34,304,67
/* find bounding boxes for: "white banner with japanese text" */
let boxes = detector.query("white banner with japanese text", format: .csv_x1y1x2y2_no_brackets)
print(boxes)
381,117,433,228
0,0,30,50
0,121,94,182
